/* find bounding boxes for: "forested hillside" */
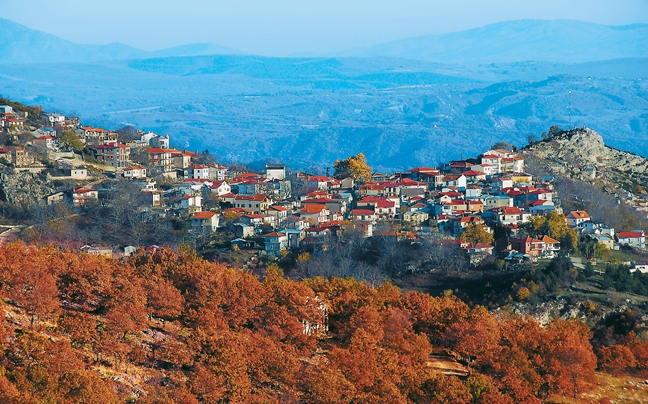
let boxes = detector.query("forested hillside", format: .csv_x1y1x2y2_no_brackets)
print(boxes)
0,242,646,403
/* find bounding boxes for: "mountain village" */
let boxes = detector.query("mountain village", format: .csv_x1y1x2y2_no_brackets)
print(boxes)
1,103,647,273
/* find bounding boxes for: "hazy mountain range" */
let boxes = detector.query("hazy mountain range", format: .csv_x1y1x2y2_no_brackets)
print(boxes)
2,18,647,65
340,19,648,64
0,18,646,170
0,18,241,65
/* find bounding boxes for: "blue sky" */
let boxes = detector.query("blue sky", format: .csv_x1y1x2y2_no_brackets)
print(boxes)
1,0,647,55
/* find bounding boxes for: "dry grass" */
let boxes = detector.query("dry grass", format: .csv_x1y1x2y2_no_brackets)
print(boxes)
549,373,648,404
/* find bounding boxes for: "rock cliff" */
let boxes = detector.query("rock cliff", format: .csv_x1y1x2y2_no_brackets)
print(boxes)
0,170,57,206
523,127,648,189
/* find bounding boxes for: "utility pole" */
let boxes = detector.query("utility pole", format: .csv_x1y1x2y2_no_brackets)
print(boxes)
568,90,572,129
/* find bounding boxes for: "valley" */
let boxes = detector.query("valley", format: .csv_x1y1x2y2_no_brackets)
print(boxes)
1,55,646,170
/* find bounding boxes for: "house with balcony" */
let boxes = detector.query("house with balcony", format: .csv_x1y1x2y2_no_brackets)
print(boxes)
300,204,331,225
264,232,288,256
233,194,270,214
34,135,57,150
208,180,232,197
350,208,376,223
511,236,544,257
180,195,202,212
617,231,646,249
496,207,532,226
190,211,219,233
123,165,147,179
149,134,170,149
208,164,229,180
407,167,443,186
490,177,514,191
566,210,591,228
148,148,175,172
239,214,265,227
511,235,560,258
539,235,561,258
77,127,117,146
441,174,467,190
502,157,525,173
358,183,386,196
184,165,211,180
95,143,131,169
484,196,513,210
171,151,194,169
481,154,502,173
73,188,99,206
267,205,289,226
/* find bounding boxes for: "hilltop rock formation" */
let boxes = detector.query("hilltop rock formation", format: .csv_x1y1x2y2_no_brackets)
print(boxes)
523,127,648,190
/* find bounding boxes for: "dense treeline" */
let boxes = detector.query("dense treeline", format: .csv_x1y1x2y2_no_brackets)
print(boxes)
0,242,641,403
601,264,648,295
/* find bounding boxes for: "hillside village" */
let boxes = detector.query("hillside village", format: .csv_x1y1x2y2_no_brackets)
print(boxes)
1,101,647,274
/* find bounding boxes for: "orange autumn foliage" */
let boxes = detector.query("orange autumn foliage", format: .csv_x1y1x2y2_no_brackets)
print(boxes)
0,241,606,402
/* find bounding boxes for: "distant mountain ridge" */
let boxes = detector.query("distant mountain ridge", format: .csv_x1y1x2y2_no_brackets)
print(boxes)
0,18,241,65
340,19,648,63
3,18,648,65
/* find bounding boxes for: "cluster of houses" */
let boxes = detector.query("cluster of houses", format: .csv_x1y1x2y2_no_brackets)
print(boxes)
0,105,27,131
3,105,647,272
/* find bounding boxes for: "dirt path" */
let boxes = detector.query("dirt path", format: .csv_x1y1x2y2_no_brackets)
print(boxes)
0,226,23,247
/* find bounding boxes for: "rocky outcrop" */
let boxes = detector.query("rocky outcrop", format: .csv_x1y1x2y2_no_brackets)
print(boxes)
0,169,57,206
524,127,648,188
505,296,592,326
505,297,647,328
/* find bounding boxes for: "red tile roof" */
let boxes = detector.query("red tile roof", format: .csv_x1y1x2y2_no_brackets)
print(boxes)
567,210,590,219
618,232,644,239
443,175,463,181
148,148,169,154
360,184,385,190
376,200,395,208
463,170,484,177
191,211,216,219
407,167,438,173
540,235,560,244
264,232,286,237
301,205,329,213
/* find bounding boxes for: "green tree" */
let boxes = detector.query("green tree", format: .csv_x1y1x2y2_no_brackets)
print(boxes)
548,125,561,137
333,153,372,183
594,242,609,259
491,141,513,151
524,211,578,252
59,130,85,151
583,262,595,278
